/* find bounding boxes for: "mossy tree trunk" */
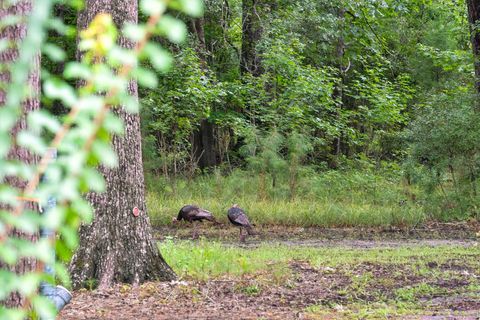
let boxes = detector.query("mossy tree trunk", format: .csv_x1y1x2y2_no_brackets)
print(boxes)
0,0,40,308
69,0,175,290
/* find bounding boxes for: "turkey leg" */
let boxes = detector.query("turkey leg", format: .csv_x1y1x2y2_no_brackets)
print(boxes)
192,221,199,240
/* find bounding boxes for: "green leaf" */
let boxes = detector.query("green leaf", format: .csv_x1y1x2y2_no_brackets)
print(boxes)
158,15,187,44
42,207,66,230
12,211,42,234
108,46,137,67
33,239,55,264
43,43,66,62
103,112,124,135
0,15,22,28
54,262,71,287
77,96,104,113
171,0,204,17
0,187,19,207
0,244,18,266
16,273,42,297
93,65,127,92
140,0,167,16
144,43,172,73
0,132,11,158
32,296,57,320
60,225,79,249
0,270,15,300
17,130,47,155
123,23,147,42
47,17,71,35
134,67,158,89
92,141,118,168
64,62,92,80
0,39,9,53
122,94,140,114
72,198,94,223
28,110,61,134
0,308,25,320
57,177,80,201
0,106,19,132
43,79,77,106
82,168,105,193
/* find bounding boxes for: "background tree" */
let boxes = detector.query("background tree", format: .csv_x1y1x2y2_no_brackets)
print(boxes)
0,0,40,308
241,0,267,76
467,0,480,93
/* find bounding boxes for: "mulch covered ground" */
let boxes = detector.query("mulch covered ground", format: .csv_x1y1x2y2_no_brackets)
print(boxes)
60,223,480,320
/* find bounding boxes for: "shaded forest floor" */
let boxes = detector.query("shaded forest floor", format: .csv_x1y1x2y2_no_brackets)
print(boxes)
61,223,480,319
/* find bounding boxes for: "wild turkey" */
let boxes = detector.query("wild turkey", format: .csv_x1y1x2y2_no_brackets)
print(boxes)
175,205,215,239
227,204,254,242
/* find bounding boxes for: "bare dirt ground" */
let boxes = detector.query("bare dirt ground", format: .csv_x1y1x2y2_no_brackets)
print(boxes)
60,222,480,320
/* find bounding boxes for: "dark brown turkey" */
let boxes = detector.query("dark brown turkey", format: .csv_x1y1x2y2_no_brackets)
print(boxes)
175,205,215,239
227,204,254,242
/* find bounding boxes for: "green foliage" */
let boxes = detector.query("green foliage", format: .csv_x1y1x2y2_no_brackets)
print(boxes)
406,90,480,219
242,130,286,197
160,239,478,280
138,0,478,226
0,0,202,317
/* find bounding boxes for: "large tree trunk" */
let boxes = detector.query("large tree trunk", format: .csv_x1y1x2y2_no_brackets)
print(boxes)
467,0,480,93
69,0,175,289
241,0,264,76
0,0,40,308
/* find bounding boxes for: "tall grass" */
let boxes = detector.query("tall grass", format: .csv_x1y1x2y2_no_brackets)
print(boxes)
146,169,426,227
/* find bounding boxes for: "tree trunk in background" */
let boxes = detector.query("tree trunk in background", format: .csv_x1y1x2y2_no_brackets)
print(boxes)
193,119,217,169
0,1,40,308
467,0,480,93
69,0,175,289
331,5,346,169
191,14,218,169
241,0,264,76
191,17,208,67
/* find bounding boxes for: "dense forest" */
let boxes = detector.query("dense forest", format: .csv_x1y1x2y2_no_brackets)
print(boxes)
42,1,480,222
136,0,479,222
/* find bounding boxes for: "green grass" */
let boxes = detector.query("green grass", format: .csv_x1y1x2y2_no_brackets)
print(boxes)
159,240,480,318
159,239,479,280
147,169,426,227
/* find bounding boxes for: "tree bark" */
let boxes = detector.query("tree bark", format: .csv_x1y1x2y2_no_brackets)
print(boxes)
0,0,40,308
330,5,346,168
69,0,175,289
241,0,265,76
191,17,208,67
467,0,480,93
190,13,218,169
